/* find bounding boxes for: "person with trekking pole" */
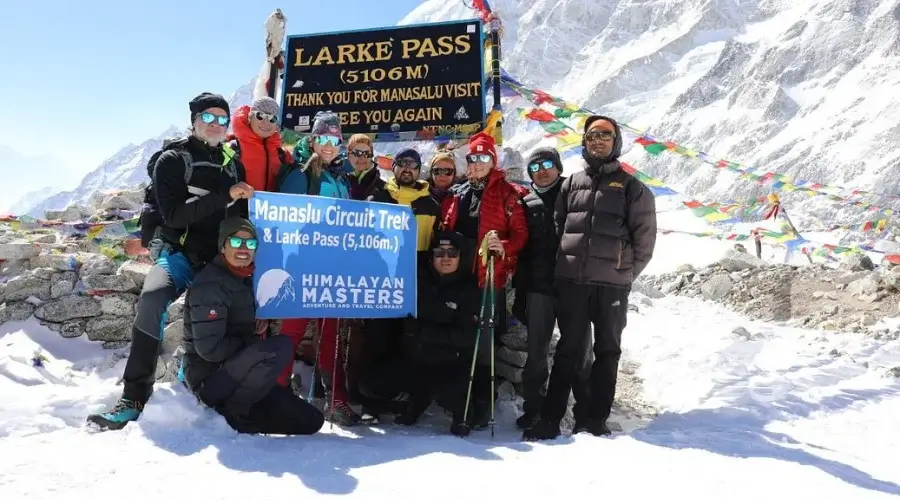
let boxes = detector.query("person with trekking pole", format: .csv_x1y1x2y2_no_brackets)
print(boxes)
524,115,657,441
438,131,528,432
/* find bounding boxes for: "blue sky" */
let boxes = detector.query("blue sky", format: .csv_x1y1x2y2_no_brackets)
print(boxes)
0,0,424,176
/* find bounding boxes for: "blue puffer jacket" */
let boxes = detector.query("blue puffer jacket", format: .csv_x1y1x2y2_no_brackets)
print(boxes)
278,153,350,199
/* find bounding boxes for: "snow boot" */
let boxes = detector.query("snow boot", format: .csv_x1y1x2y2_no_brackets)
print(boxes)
573,419,612,437
86,398,144,431
326,400,361,426
522,418,561,441
470,401,491,431
515,410,540,430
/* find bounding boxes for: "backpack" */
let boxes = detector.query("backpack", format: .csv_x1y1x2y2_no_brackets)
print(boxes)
139,138,193,248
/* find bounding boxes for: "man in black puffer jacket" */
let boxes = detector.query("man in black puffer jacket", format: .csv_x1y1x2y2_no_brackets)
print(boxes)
384,232,488,436
512,146,573,430
87,93,254,431
525,115,657,441
182,217,324,435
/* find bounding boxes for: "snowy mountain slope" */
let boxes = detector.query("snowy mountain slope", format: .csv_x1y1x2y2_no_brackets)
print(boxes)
28,0,900,224
25,82,256,217
0,146,79,213
2,230,900,496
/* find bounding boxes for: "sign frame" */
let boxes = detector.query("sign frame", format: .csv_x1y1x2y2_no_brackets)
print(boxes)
278,18,487,142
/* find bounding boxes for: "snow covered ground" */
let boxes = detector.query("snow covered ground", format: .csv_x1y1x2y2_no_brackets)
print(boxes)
2,229,900,499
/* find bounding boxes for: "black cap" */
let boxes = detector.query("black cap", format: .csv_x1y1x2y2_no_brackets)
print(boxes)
525,147,563,177
431,231,466,250
189,92,230,122
218,216,257,249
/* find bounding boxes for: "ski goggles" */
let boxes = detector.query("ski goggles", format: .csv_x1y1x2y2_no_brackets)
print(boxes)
431,167,455,176
200,112,230,127
584,130,615,142
314,135,342,147
227,236,258,250
466,153,492,164
254,111,278,124
528,159,557,173
350,149,373,159
432,247,460,258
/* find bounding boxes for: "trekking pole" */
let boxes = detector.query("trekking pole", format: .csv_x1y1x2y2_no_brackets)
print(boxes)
461,281,489,436
329,318,342,429
487,255,496,438
307,319,326,401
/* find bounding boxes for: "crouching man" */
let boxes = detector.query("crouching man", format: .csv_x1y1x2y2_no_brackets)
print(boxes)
181,216,325,435
392,232,490,436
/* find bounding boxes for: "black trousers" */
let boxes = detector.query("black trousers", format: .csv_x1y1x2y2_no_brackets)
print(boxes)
198,335,324,435
521,292,557,414
121,251,196,403
541,282,629,425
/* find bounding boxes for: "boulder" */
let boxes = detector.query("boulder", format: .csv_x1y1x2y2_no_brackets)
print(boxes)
118,261,151,289
700,274,734,301
718,248,766,272
841,253,874,272
3,274,51,302
0,240,41,261
85,316,133,342
34,295,102,322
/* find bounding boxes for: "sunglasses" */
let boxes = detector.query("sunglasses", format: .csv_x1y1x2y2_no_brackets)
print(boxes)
528,159,557,173
254,111,278,124
432,167,455,176
200,112,230,127
433,247,460,258
350,149,373,159
584,130,615,142
314,135,342,147
227,236,258,250
395,158,420,169
466,153,492,164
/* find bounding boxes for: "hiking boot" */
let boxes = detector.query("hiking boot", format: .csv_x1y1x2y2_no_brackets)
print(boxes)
86,398,144,431
326,400,361,426
522,418,561,441
573,419,612,437
516,410,540,430
394,397,429,427
470,402,491,430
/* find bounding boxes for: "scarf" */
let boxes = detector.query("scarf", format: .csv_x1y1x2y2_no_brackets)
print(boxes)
324,158,345,179
223,259,255,279
532,176,561,194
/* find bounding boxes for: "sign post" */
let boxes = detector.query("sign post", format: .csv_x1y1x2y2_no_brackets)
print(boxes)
279,19,486,141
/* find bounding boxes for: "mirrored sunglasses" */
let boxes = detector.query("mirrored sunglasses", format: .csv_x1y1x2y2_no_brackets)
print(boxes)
432,167,455,176
466,153,492,164
200,112,230,127
432,247,460,258
314,135,342,147
528,159,556,173
254,111,278,124
584,130,615,142
350,149,373,159
227,236,258,250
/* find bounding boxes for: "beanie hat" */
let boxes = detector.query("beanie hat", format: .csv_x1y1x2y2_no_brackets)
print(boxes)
189,92,230,122
250,96,279,116
467,131,498,164
393,148,422,168
525,147,563,178
218,216,257,249
311,111,342,136
347,134,373,151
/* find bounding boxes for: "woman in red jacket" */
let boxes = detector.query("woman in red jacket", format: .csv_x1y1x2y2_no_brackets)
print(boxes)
439,131,528,360
229,97,292,192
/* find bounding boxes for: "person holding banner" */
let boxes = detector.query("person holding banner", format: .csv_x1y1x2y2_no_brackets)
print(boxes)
278,111,361,426
438,131,529,346
181,217,325,435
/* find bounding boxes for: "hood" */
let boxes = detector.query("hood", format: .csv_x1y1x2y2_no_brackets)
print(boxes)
428,231,471,284
386,177,430,204
232,105,284,149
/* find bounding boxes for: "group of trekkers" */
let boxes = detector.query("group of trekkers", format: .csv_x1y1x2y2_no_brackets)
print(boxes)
85,90,658,441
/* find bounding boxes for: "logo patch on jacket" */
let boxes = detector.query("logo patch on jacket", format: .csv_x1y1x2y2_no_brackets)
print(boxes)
208,309,218,319
608,181,624,188
445,301,458,310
